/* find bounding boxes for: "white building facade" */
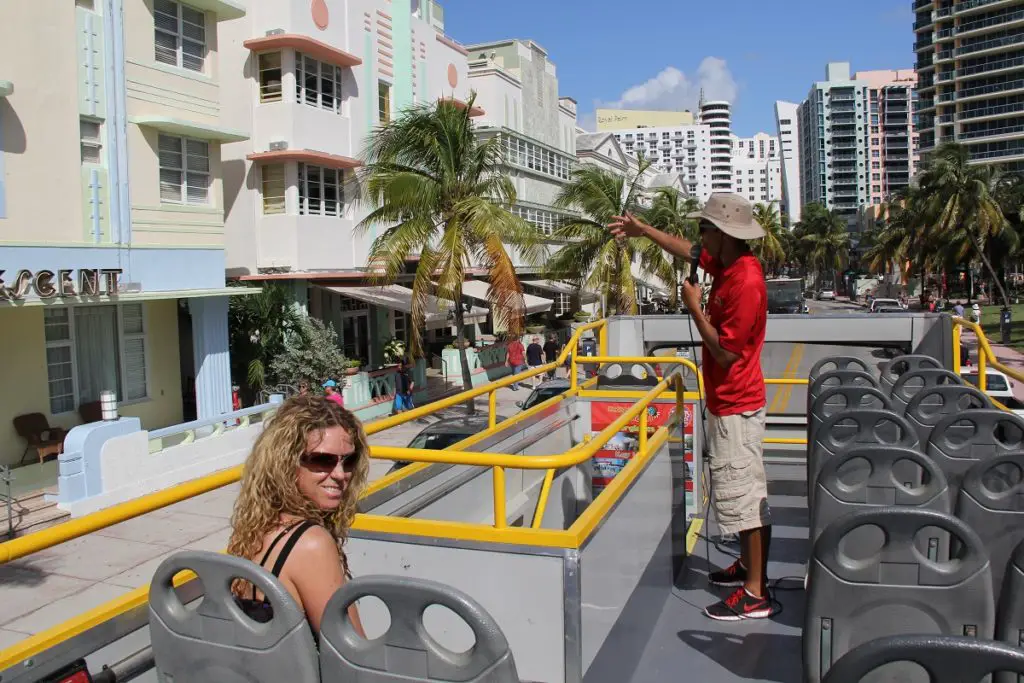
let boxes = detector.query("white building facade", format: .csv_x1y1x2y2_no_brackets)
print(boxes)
730,132,782,208
701,99,734,192
607,124,712,202
774,100,803,225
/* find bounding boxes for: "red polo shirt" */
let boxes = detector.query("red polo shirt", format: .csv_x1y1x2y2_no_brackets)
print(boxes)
699,250,767,416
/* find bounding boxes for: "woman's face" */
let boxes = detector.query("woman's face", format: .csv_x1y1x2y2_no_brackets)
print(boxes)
297,426,359,510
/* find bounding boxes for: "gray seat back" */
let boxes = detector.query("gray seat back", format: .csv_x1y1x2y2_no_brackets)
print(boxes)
811,446,950,555
148,550,320,683
804,508,995,683
890,369,964,416
904,385,992,448
927,410,1024,506
807,370,880,419
880,354,944,395
319,575,521,683
809,386,892,458
996,540,1024,666
810,356,873,386
809,409,920,510
954,452,1024,603
822,634,1024,683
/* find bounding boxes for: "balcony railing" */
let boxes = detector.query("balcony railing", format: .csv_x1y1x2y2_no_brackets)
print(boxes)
959,78,1024,98
962,100,1024,119
959,55,1024,77
956,31,1024,57
957,0,1017,13
960,121,1024,140
956,8,1024,35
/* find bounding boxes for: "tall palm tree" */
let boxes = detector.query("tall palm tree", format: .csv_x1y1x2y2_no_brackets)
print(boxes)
643,187,699,308
751,203,786,277
917,143,1013,307
547,159,673,315
794,202,850,286
357,95,545,408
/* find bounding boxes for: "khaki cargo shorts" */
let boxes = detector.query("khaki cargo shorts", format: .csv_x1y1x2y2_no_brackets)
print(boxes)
707,407,772,535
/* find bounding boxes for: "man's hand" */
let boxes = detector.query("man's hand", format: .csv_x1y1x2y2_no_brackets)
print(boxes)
608,212,649,239
682,279,703,314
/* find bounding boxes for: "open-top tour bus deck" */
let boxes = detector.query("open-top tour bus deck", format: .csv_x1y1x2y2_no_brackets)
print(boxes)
2,313,1024,682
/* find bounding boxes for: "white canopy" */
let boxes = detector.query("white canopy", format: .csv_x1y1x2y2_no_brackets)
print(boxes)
523,279,600,305
320,284,488,330
460,279,553,315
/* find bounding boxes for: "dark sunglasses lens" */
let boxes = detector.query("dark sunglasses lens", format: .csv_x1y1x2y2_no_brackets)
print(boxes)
302,453,360,470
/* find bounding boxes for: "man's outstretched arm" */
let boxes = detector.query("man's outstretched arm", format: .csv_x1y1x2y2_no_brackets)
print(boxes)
608,212,693,260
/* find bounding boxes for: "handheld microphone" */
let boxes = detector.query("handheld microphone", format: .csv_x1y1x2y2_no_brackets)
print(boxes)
688,244,702,285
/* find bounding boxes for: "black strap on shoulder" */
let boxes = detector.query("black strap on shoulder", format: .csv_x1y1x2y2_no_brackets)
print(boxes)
250,521,303,600
269,521,316,578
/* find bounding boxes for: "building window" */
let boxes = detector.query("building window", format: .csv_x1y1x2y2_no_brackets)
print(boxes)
158,134,210,204
554,293,572,317
296,53,342,112
80,119,102,165
298,163,345,216
872,185,881,193
43,304,148,415
258,52,283,103
872,161,881,169
153,0,205,73
261,164,286,215
378,80,391,122
872,150,880,158
872,173,881,181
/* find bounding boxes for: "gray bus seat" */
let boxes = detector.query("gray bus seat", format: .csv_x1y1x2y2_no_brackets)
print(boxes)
319,575,522,683
807,370,880,418
809,356,872,386
821,634,1024,683
954,453,1024,602
808,409,920,510
148,550,319,683
996,540,1024,666
904,385,991,449
926,410,1024,506
595,361,661,389
810,446,950,557
890,369,964,416
880,354,944,395
809,386,892,458
804,508,995,683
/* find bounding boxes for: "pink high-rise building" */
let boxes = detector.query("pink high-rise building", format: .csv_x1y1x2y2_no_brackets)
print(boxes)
853,69,919,206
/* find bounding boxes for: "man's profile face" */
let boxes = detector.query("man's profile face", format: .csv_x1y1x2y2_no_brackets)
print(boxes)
699,220,723,254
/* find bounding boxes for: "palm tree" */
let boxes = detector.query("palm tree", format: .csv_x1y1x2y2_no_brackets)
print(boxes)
547,159,673,315
228,283,301,402
916,143,1013,308
643,187,699,309
357,95,545,409
751,203,786,277
794,202,850,286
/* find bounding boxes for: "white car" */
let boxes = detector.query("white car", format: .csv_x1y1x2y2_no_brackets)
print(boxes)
960,368,1024,417
817,288,836,301
870,298,904,313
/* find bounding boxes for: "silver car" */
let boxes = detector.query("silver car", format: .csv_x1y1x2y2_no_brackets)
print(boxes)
387,415,500,474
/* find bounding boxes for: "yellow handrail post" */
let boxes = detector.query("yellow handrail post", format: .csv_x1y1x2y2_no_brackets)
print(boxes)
979,344,987,392
493,466,507,528
488,391,497,429
531,468,556,529
639,407,648,453
953,322,962,375
570,354,578,391
598,323,608,357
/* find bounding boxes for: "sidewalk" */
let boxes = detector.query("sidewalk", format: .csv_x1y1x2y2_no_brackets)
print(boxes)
0,386,525,651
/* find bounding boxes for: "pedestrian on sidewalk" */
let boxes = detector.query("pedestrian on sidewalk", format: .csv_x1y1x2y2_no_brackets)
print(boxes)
323,379,344,407
506,336,527,390
543,334,560,379
972,303,982,323
392,359,415,413
526,336,545,387
953,302,965,318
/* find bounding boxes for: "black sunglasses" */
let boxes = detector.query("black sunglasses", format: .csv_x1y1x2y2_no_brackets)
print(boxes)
300,452,360,472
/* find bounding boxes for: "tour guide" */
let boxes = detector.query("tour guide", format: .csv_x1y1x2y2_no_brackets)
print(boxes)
609,192,773,621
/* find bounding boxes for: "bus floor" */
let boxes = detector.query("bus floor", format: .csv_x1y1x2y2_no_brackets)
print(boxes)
584,463,809,683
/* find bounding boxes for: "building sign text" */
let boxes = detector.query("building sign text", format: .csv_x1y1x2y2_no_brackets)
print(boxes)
0,269,123,301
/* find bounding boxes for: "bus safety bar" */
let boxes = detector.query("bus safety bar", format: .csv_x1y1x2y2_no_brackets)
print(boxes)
953,316,1023,413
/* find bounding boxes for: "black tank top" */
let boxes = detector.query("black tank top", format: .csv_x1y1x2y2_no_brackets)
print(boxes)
235,520,318,642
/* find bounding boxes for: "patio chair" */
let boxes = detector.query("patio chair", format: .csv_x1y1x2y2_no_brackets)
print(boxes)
13,413,66,464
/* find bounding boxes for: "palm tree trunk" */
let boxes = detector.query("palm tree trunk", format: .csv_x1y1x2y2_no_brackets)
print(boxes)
453,304,477,415
973,237,1011,309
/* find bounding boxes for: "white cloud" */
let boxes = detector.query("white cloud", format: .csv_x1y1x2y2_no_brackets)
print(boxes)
598,57,739,114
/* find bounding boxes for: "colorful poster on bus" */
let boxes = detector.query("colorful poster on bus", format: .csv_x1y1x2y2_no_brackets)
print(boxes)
590,401,676,433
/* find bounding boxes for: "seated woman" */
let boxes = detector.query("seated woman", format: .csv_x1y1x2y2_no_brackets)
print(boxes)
227,395,369,639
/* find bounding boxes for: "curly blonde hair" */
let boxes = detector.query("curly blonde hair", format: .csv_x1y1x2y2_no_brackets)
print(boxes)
226,395,370,580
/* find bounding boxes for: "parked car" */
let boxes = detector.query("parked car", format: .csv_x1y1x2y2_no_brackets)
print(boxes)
387,415,500,474
817,288,836,301
870,298,904,313
960,368,1024,417
515,379,570,411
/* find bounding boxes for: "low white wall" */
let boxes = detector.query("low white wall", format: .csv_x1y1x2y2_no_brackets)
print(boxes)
59,421,265,517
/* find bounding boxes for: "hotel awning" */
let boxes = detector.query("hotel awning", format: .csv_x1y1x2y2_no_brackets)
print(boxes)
129,115,249,143
460,279,552,315
320,284,488,330
524,279,599,305
243,34,362,68
246,149,362,169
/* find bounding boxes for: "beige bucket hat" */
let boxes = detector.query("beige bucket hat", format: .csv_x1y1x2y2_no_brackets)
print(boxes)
687,192,765,240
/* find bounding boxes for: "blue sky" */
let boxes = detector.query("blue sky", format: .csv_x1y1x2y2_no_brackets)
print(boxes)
440,0,916,137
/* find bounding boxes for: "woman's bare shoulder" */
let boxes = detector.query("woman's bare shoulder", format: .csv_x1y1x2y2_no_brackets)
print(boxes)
291,524,342,561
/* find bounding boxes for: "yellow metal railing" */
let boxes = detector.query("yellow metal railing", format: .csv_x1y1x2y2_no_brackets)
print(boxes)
952,316,1023,413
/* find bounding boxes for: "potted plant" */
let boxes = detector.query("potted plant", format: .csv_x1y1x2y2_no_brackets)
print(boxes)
383,337,406,366
343,359,362,376
573,311,591,323
526,324,545,334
